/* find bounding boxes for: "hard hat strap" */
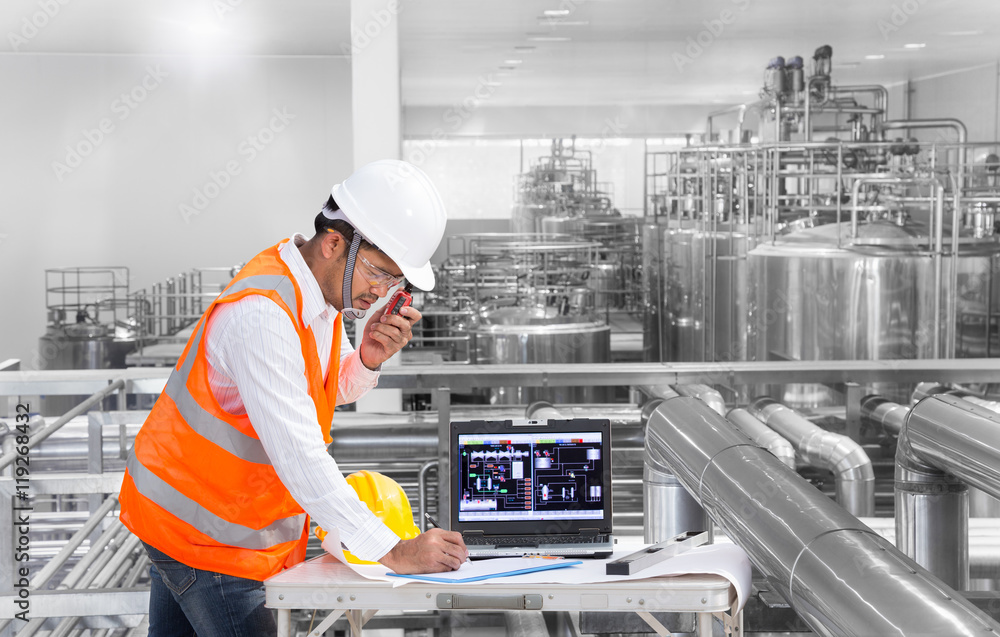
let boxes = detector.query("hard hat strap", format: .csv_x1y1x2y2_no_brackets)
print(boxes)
340,232,366,321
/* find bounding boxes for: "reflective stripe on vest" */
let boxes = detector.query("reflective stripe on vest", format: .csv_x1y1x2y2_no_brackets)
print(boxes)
163,318,272,465
119,242,342,578
125,453,306,550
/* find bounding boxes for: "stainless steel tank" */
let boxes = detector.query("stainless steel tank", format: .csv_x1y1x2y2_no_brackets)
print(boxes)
748,221,1000,403
512,204,556,234
38,323,136,416
471,306,612,404
644,220,752,362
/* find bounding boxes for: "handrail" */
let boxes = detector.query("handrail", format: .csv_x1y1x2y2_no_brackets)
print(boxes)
0,378,126,471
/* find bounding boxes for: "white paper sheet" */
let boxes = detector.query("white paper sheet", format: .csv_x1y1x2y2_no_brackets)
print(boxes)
320,527,398,583
322,532,752,611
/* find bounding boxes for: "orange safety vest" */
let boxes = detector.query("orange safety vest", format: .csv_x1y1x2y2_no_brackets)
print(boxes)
120,240,343,581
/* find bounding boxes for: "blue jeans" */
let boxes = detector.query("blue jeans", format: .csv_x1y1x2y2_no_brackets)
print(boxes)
142,542,277,637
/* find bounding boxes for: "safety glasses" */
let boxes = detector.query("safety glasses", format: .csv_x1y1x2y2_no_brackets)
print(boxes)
356,253,405,289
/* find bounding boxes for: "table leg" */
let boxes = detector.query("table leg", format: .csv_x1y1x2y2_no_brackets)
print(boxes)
636,610,675,637
276,609,291,637
696,612,713,637
308,610,345,637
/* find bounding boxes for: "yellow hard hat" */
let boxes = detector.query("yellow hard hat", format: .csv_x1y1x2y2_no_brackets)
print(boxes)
315,470,421,564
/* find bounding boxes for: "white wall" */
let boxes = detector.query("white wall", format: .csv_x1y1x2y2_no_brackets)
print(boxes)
895,61,1000,142
0,53,354,368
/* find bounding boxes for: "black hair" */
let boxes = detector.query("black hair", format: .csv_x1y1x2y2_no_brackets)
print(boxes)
314,195,379,251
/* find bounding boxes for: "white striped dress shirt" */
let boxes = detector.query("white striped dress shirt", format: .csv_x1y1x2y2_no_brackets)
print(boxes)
202,234,400,562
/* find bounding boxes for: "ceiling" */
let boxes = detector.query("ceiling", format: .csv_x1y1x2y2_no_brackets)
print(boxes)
2,0,997,107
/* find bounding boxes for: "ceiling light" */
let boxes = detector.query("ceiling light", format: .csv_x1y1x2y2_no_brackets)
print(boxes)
543,9,571,16
527,36,571,42
942,30,983,36
865,54,886,60
504,59,523,65
903,43,926,49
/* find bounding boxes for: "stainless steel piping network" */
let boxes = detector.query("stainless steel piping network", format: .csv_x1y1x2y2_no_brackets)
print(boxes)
725,407,796,469
647,396,1000,636
748,397,875,517
897,394,1000,590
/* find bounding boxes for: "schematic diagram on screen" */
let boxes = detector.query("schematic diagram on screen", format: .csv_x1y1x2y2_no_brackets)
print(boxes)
457,432,604,520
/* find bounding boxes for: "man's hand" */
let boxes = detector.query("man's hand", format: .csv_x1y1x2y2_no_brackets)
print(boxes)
378,528,468,574
358,304,421,370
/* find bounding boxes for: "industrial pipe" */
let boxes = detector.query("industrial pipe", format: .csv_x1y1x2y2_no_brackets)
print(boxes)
647,396,999,636
829,84,888,129
870,391,1000,519
897,394,1000,589
859,394,909,436
880,118,968,145
726,408,796,469
671,384,726,415
748,397,875,517
706,104,748,143
640,399,708,542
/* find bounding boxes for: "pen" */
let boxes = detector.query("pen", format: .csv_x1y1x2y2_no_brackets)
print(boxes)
424,513,440,529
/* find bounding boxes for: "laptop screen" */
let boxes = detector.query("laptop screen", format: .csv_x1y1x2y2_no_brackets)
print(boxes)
450,419,613,535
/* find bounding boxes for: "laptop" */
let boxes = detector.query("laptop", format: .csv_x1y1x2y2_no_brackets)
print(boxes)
450,418,614,559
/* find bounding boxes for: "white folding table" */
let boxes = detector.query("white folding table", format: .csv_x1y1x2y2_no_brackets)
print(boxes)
265,554,742,637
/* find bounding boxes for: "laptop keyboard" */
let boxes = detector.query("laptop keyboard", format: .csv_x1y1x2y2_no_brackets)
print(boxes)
466,534,609,546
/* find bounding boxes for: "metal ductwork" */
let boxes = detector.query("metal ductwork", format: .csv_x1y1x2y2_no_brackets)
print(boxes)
726,407,796,469
896,394,1000,590
647,396,1000,636
748,397,875,517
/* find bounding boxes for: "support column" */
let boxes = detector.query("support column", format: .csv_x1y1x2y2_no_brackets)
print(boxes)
350,0,403,413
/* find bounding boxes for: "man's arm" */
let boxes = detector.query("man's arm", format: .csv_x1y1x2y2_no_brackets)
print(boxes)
215,298,464,570
214,298,398,561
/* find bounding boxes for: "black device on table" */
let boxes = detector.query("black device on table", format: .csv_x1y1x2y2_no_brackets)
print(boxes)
449,418,614,559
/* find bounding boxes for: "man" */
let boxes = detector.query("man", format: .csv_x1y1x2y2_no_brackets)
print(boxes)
120,160,467,635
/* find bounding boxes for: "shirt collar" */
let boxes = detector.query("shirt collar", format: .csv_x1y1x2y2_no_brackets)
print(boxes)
279,234,336,327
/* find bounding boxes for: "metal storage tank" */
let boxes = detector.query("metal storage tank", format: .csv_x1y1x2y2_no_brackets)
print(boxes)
644,220,753,362
748,221,1000,403
470,306,612,405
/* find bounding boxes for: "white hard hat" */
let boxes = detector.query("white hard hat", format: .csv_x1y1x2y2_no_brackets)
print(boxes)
328,160,447,291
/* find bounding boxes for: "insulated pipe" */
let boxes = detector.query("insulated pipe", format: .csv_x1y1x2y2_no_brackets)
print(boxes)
870,391,1000,519
860,395,909,436
726,408,796,469
640,399,708,542
897,394,1000,589
910,382,974,405
647,397,999,636
671,384,726,415
638,384,680,402
525,401,565,421
748,397,875,517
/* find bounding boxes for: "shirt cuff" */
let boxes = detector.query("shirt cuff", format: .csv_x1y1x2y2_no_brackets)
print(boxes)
341,516,401,562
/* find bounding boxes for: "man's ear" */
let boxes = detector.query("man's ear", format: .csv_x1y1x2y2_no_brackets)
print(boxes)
322,231,344,259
